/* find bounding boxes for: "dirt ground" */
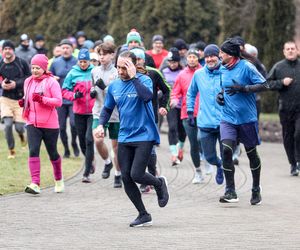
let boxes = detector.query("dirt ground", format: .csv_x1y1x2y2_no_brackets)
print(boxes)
259,120,282,143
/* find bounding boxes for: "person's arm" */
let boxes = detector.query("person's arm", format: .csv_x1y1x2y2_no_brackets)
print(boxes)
225,79,269,95
61,71,77,101
187,74,199,112
155,70,170,110
170,74,182,108
267,64,286,90
41,78,62,107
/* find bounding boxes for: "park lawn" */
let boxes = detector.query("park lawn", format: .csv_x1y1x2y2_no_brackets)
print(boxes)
260,113,279,122
0,132,82,195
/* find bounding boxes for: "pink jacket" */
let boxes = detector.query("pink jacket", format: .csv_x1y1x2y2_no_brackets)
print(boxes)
23,75,62,128
171,65,201,119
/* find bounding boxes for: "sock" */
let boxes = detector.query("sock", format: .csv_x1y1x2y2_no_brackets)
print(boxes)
115,170,121,176
104,158,111,165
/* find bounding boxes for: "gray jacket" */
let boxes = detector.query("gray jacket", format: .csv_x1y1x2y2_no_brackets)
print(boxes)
15,45,37,65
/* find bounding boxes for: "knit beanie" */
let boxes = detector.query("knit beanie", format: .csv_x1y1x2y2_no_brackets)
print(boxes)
187,48,199,58
130,47,145,60
233,35,245,47
167,47,180,62
59,39,73,47
152,34,164,43
31,54,48,71
103,35,114,44
126,29,142,45
2,40,15,50
195,41,207,51
204,44,220,58
78,48,90,60
173,39,188,50
220,38,240,57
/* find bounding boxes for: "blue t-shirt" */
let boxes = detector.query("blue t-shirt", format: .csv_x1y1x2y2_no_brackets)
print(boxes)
220,59,265,125
104,73,160,144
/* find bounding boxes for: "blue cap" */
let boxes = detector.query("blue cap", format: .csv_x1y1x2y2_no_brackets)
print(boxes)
78,48,90,60
130,47,145,60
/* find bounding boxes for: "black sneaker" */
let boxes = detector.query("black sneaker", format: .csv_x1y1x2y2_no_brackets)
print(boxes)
250,186,262,205
233,158,239,165
219,190,239,203
154,176,169,207
113,175,122,188
90,162,95,174
140,184,151,193
63,149,70,159
129,213,152,227
102,162,113,179
72,144,80,157
290,165,299,176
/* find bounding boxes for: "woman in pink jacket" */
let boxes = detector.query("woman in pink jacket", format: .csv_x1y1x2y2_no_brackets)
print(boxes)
20,54,63,195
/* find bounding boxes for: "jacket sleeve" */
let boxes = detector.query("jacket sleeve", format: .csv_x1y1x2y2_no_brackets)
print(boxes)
267,64,284,90
15,59,31,91
61,70,75,101
155,71,170,109
187,74,199,112
42,78,62,107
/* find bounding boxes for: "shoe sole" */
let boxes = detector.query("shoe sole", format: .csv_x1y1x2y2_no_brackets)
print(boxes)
25,186,40,195
130,221,153,227
219,197,239,203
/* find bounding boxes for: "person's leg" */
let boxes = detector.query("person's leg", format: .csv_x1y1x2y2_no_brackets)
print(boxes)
166,108,179,163
279,111,297,167
68,104,79,156
57,105,70,158
222,139,236,191
177,109,186,161
294,112,300,167
83,115,94,177
14,122,26,146
3,117,15,150
182,119,200,168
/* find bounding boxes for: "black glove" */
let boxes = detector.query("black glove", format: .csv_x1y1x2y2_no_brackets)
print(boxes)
216,91,225,106
90,87,97,99
74,91,84,99
95,78,106,90
187,111,196,127
225,79,248,96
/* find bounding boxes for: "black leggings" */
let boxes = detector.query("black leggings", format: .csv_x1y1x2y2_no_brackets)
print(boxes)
26,125,59,160
167,108,186,145
118,141,161,214
222,139,261,190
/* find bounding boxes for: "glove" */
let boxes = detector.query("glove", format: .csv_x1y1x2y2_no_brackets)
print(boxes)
32,93,43,103
74,91,84,99
18,98,24,107
90,87,97,99
225,79,248,96
216,91,225,106
95,78,106,90
187,111,196,127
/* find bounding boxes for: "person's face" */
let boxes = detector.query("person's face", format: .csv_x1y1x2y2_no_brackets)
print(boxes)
168,60,179,70
153,41,163,51
90,59,99,66
77,36,86,46
179,48,187,57
98,50,114,66
187,54,199,68
2,47,15,60
128,40,140,49
35,40,45,48
53,46,62,57
117,57,131,80
219,50,232,65
198,50,205,59
21,40,30,48
136,57,145,67
61,44,73,58
283,42,298,61
78,60,90,70
205,55,219,68
31,65,44,78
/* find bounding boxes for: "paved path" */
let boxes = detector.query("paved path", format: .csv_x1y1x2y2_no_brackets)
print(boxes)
1,134,300,250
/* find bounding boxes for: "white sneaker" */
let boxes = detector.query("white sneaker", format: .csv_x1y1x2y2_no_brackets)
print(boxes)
192,170,204,184
204,161,213,175
54,179,65,193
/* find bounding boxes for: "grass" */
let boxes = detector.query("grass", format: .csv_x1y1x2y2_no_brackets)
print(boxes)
260,113,279,122
0,131,82,195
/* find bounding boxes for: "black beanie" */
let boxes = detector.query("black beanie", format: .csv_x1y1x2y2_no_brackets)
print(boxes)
220,38,240,57
174,39,188,50
2,40,15,50
167,47,180,62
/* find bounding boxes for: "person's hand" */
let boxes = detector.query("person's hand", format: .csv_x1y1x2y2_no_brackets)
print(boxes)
225,79,247,96
282,77,293,86
170,99,179,108
216,91,225,106
187,111,196,127
18,98,25,107
1,79,16,90
74,91,84,99
159,107,168,116
90,87,97,98
94,125,105,139
32,93,43,103
95,78,106,90
124,58,137,79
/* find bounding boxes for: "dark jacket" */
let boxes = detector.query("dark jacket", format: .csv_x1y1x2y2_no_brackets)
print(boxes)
0,56,31,100
267,59,300,112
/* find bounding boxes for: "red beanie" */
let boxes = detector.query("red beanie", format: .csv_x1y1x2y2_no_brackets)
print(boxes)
31,54,48,71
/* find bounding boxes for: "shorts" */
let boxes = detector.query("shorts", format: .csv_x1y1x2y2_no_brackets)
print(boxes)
104,122,120,140
220,120,260,148
0,97,24,123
